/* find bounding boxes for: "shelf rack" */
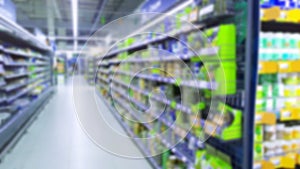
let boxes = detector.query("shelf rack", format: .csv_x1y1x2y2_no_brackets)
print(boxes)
91,0,257,169
110,84,205,148
97,92,162,169
254,5,300,169
0,14,54,157
261,21,300,33
84,57,96,84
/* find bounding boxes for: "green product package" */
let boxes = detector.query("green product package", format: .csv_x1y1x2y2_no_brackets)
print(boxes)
170,101,177,109
254,143,263,161
211,158,232,169
191,102,206,114
219,125,241,140
203,147,232,169
283,75,298,85
28,65,35,72
175,78,182,86
203,24,236,61
150,64,161,75
254,125,263,142
162,150,170,169
125,38,135,47
195,150,206,169
216,103,242,140
256,85,263,99
262,83,269,98
129,89,133,97
216,62,236,95
181,6,192,21
272,83,279,97
255,99,266,111
190,24,237,95
203,61,236,95
175,110,184,126
176,12,184,29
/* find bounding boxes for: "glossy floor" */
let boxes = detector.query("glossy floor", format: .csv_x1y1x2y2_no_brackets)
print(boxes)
0,77,152,169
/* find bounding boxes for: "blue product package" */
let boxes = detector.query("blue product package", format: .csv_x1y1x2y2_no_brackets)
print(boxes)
167,39,175,53
179,34,188,54
169,110,176,122
150,55,160,77
157,44,164,50
261,0,274,8
290,0,298,8
193,62,201,73
160,85,165,92
274,0,287,8
172,41,179,53
148,33,153,40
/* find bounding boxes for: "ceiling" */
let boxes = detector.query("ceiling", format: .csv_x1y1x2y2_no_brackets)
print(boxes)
11,0,144,50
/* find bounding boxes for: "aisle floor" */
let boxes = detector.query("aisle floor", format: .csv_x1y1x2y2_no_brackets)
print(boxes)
0,77,152,169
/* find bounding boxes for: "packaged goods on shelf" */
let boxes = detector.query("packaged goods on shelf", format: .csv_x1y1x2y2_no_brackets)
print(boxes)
185,0,234,24
0,15,53,157
84,57,97,85
204,103,242,141
94,1,250,168
201,24,236,60
261,0,300,22
0,65,5,74
194,145,232,169
255,2,300,167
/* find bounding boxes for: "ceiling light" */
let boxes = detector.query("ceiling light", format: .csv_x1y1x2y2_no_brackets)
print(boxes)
72,0,78,50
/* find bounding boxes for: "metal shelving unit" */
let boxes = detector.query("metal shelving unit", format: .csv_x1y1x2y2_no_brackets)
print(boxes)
0,14,55,158
244,1,259,168
91,0,259,169
97,92,163,169
252,2,300,169
84,57,96,84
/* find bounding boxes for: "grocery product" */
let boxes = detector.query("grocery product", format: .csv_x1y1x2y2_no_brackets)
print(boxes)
95,1,248,169
261,0,300,22
255,9,300,166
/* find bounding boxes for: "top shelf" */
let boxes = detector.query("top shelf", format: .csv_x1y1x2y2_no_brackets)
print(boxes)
261,21,300,33
0,15,52,53
101,13,234,59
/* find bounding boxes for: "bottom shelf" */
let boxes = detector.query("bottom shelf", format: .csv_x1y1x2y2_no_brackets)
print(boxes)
96,90,245,169
97,92,162,169
0,87,54,154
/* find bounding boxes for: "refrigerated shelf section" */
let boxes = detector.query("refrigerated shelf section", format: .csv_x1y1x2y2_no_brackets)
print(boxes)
0,13,54,159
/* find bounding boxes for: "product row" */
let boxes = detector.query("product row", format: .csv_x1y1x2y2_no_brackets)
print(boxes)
261,0,300,22
0,44,52,129
94,1,246,168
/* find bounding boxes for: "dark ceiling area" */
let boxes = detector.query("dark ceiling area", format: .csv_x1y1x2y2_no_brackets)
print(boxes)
11,0,144,49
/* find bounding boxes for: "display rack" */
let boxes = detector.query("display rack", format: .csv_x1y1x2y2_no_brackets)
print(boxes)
84,57,96,84
0,15,54,157
54,55,69,85
253,1,300,168
92,0,255,169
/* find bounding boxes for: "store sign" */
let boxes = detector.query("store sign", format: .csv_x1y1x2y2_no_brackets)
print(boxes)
0,0,16,21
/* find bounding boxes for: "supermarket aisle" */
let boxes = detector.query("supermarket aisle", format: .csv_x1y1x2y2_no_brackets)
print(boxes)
0,77,152,169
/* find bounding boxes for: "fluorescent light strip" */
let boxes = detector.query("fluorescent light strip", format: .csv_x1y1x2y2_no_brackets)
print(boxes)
72,0,78,50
